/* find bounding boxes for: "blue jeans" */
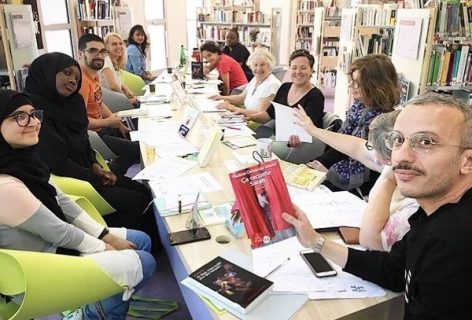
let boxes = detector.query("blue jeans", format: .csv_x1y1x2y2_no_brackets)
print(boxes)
83,230,156,320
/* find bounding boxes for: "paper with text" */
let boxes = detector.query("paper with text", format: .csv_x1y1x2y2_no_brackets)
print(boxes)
272,102,312,142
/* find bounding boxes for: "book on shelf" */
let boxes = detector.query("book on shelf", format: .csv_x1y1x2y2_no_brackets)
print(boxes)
183,256,273,314
279,160,326,191
229,159,296,249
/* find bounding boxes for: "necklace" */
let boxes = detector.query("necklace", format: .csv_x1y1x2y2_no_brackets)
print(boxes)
287,83,312,106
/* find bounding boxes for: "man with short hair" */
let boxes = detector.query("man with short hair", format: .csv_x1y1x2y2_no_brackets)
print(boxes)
78,33,139,175
284,92,472,319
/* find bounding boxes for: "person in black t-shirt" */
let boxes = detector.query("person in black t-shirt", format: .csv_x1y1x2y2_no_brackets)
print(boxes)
223,28,253,81
284,92,472,319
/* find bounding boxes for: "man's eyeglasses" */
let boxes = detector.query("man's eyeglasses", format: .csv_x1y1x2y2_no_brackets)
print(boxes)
385,131,468,153
365,140,374,151
83,48,109,56
4,110,43,127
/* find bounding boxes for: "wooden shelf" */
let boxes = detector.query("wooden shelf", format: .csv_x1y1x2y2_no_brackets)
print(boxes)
198,21,232,25
233,22,271,27
324,26,340,37
320,55,338,67
426,85,472,91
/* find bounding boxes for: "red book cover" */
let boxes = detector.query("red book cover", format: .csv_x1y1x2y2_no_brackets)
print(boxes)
229,159,296,248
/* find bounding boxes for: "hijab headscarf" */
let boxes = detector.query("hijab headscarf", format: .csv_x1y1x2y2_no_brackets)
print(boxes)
25,52,96,169
0,89,66,222
25,52,88,136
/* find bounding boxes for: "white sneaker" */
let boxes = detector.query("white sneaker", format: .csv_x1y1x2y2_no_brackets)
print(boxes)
63,308,83,320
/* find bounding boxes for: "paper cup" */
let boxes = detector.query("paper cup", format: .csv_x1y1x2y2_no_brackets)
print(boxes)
256,138,273,159
148,83,156,93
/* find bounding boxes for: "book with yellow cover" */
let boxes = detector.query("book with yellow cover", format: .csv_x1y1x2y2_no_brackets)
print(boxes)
279,160,326,191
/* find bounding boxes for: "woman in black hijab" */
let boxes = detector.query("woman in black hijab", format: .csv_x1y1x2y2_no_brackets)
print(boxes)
25,52,159,246
0,89,156,319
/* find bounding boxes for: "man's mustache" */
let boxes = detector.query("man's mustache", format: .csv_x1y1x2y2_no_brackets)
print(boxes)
393,163,424,175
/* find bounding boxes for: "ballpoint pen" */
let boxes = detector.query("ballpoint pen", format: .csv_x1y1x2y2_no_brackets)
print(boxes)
264,257,291,278
178,194,182,214
226,126,242,130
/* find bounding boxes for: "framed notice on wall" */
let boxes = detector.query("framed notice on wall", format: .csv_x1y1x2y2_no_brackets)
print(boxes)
395,18,423,60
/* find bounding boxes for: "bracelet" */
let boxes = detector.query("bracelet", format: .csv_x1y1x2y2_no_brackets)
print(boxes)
312,236,326,253
98,227,109,240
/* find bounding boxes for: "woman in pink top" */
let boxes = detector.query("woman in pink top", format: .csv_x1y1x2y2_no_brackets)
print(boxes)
200,41,248,96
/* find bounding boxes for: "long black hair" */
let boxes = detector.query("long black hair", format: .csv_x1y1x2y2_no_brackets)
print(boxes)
127,24,148,57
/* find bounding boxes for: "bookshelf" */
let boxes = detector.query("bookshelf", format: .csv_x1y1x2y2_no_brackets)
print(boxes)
318,11,341,88
196,0,280,56
75,0,115,38
0,4,38,91
423,0,472,94
294,0,322,50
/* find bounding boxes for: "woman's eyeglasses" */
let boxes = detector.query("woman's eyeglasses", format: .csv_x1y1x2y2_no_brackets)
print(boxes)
4,110,43,127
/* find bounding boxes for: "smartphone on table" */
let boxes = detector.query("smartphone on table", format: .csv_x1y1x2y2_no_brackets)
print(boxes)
168,227,211,246
300,250,337,278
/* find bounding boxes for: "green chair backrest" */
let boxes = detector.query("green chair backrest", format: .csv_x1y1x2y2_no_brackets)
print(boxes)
121,69,145,96
50,174,115,216
68,194,107,226
0,249,123,320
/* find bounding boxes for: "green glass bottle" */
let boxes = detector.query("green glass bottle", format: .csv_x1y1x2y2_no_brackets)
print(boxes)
179,45,187,68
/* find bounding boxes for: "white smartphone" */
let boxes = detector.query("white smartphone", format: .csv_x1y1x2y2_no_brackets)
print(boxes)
300,250,337,278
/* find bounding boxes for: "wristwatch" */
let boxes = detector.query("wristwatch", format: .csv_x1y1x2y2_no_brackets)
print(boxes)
98,227,110,240
312,235,326,253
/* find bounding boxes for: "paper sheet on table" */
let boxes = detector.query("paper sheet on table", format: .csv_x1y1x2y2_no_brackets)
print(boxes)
251,237,385,299
148,172,222,197
133,157,197,180
187,79,222,85
186,86,220,95
193,96,225,113
272,102,312,142
145,104,173,118
291,191,367,229
130,122,180,141
221,125,255,137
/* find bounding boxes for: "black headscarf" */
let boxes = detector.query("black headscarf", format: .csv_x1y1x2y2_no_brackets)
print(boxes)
25,52,88,136
25,52,96,170
0,89,66,222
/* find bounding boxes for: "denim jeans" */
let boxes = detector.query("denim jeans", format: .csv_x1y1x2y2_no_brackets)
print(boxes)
83,230,156,320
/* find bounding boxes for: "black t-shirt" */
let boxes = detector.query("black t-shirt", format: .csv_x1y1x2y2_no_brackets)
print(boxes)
222,43,253,81
344,188,472,319
266,82,325,128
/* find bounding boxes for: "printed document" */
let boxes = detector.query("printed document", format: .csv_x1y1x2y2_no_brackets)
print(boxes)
272,102,312,142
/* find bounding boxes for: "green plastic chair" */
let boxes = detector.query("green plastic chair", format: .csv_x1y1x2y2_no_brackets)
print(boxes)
121,69,145,96
50,175,115,216
0,249,123,320
68,194,107,226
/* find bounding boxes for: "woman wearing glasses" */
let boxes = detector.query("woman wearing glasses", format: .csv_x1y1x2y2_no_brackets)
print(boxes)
0,89,156,319
125,25,156,82
25,53,159,248
294,109,418,251
100,32,138,107
210,48,281,113
302,54,400,194
234,49,325,163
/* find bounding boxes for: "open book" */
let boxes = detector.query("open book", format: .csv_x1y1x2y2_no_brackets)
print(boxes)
279,160,326,191
184,256,273,314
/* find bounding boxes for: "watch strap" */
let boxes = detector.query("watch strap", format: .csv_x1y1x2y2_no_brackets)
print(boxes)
313,235,326,253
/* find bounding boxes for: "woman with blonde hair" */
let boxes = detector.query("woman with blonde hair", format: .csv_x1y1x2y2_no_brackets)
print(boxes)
210,48,281,112
100,32,138,105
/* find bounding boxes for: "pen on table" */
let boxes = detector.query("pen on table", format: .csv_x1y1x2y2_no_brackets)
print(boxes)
178,194,182,214
264,257,291,278
226,126,242,131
